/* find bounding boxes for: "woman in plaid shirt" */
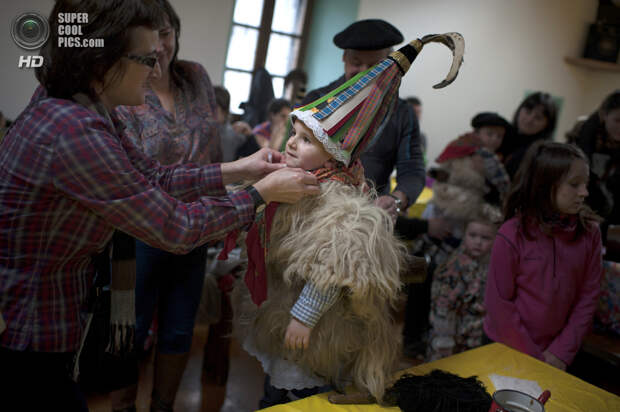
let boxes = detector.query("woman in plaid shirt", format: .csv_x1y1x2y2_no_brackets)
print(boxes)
0,1,319,410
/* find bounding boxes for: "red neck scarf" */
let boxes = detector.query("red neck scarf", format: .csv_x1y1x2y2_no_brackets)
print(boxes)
218,160,366,306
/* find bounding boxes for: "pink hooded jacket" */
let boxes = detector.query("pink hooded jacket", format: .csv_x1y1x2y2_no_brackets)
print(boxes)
483,216,602,365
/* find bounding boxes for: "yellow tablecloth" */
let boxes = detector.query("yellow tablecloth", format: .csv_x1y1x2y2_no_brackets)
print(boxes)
260,343,620,412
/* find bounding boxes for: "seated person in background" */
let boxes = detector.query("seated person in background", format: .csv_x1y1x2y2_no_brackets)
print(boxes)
421,111,510,263
566,90,620,262
284,68,308,108
214,86,248,162
427,210,501,361
497,91,557,179
396,111,509,242
252,98,291,149
403,113,510,358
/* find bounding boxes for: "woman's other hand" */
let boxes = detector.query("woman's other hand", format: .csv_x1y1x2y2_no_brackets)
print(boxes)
253,167,320,204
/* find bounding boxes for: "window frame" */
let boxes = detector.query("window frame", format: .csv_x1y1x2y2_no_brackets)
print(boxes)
223,0,314,111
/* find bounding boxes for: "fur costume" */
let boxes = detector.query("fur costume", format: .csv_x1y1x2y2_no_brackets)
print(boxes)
232,180,409,401
431,155,489,223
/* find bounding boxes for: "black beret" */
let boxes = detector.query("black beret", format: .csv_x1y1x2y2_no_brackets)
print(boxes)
471,112,510,130
333,19,403,50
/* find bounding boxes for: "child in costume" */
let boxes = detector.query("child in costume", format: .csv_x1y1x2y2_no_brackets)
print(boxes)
484,141,603,370
234,113,408,407
427,212,500,361
223,33,466,405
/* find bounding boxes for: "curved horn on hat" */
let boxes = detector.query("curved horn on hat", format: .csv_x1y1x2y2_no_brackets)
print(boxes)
420,32,465,89
389,32,465,89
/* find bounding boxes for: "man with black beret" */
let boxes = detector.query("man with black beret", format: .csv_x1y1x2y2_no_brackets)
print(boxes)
302,19,426,219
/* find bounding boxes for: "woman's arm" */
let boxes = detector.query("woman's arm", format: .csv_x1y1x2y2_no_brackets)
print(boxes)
54,119,254,254
54,118,318,254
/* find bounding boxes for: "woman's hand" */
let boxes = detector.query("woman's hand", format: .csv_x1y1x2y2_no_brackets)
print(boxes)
221,148,286,184
253,167,320,204
542,350,567,370
284,317,311,350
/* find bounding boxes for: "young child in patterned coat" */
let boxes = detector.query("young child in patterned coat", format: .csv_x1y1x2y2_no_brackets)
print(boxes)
427,212,500,361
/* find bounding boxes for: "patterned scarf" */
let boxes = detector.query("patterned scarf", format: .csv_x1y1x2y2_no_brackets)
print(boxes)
542,212,577,230
219,160,366,306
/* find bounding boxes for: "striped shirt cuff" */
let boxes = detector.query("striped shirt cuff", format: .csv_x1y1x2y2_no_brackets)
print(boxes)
290,282,340,328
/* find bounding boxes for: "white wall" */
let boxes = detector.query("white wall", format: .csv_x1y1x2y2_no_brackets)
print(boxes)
358,0,620,165
174,0,234,86
2,0,619,150
303,0,359,91
0,0,235,120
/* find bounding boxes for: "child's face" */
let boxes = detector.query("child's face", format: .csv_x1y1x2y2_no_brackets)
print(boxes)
463,221,495,258
554,158,589,215
517,104,548,136
285,120,332,170
476,126,505,152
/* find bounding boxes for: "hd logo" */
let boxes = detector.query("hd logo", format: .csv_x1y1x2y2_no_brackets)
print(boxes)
18,55,44,68
12,12,49,69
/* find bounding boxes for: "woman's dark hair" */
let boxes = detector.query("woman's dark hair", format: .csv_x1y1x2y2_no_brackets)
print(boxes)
504,140,600,239
267,98,292,116
512,91,558,140
598,89,620,119
36,0,164,100
151,0,197,99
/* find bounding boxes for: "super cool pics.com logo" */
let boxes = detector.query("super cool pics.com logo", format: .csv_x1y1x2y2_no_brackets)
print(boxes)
12,12,104,68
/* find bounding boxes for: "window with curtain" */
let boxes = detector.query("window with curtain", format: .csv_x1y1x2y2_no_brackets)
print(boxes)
223,0,310,114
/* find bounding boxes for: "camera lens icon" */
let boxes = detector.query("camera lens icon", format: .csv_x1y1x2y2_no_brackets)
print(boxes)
12,12,49,50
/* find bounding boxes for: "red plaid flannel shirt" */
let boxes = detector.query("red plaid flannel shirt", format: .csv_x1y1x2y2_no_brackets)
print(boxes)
0,90,254,352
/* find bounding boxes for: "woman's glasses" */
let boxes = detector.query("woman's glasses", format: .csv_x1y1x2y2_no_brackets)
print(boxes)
124,53,158,68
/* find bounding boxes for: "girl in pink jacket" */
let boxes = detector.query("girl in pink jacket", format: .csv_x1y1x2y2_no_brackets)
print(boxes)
483,141,602,370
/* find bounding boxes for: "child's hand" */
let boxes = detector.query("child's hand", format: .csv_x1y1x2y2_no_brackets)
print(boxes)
542,350,567,370
284,317,311,350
